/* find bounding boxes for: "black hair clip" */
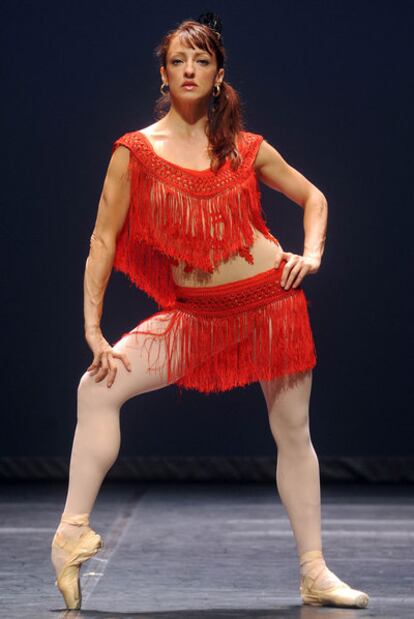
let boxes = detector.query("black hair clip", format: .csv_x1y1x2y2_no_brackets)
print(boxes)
196,11,223,42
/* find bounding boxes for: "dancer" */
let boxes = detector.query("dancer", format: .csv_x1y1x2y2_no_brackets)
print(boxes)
51,13,369,610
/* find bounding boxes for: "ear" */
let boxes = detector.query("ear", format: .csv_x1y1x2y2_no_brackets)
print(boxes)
216,67,225,83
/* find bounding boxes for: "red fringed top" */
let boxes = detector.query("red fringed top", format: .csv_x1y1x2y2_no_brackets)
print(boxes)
111,130,277,309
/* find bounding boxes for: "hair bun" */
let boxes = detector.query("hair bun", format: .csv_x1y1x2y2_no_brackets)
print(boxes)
196,11,223,40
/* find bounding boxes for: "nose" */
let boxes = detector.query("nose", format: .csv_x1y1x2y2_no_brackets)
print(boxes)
184,63,196,77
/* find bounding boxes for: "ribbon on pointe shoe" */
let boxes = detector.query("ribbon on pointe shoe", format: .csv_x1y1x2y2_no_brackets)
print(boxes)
53,512,93,588
300,549,324,564
52,526,103,608
60,512,90,526
299,548,369,608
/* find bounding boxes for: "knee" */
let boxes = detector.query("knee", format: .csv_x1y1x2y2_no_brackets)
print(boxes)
76,362,133,413
77,369,94,395
76,369,110,412
269,409,311,450
77,371,94,407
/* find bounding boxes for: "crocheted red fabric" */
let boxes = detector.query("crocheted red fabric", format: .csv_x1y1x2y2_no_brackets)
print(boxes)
111,130,279,309
112,262,317,394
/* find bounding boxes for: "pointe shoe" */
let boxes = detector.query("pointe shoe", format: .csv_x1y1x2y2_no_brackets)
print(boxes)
51,512,103,610
299,550,369,608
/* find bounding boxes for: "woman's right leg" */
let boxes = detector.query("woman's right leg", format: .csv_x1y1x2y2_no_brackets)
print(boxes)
51,311,180,576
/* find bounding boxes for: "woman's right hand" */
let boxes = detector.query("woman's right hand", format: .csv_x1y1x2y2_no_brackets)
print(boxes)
85,328,132,388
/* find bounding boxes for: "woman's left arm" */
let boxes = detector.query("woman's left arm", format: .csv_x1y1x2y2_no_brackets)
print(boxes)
254,139,328,290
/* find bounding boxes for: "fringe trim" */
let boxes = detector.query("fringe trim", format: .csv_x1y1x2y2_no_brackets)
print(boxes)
122,282,317,395
120,154,273,273
111,131,277,307
113,238,176,309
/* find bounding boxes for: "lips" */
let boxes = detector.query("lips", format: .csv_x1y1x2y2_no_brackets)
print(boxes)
182,83,197,87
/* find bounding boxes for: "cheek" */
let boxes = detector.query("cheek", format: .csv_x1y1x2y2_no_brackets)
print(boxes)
201,70,217,83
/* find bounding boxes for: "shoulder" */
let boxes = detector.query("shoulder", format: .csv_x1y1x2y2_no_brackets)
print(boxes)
112,127,155,163
238,130,264,147
112,122,163,152
112,129,141,151
237,130,265,170
248,134,280,173
137,122,161,138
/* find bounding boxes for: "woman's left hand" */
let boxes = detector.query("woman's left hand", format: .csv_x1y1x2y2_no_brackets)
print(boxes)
275,251,321,290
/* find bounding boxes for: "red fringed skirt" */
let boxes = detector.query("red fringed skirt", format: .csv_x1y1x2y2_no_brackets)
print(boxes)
116,260,317,394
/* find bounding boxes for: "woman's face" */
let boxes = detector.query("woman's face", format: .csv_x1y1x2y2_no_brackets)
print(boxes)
161,35,224,100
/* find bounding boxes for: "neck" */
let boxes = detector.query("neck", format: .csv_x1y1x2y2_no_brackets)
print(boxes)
159,103,209,138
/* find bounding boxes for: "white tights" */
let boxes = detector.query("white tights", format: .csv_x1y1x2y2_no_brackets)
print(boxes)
54,313,334,588
63,312,179,516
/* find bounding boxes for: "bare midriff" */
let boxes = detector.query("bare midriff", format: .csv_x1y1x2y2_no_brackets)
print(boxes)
171,226,284,288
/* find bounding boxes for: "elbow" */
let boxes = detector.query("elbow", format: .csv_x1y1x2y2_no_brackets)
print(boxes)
89,230,116,254
317,189,328,208
312,189,328,210
303,189,328,210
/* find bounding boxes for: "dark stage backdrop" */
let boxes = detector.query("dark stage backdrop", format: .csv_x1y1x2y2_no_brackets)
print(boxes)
1,1,412,474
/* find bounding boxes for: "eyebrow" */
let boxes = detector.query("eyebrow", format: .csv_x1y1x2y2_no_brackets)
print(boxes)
171,51,210,56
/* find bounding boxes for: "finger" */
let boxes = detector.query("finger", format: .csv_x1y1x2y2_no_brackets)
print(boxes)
87,359,97,372
114,352,132,372
274,255,285,270
90,353,104,375
106,356,117,388
280,265,291,287
291,266,307,289
88,358,100,376
284,262,304,290
281,251,292,260
98,354,110,381
275,251,292,272
290,263,311,289
280,257,298,287
93,365,105,381
95,354,109,382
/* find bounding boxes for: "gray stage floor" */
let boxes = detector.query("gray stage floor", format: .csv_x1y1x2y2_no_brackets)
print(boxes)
0,482,413,618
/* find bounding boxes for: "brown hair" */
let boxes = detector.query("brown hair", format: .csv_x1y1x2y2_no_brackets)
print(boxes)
153,18,245,172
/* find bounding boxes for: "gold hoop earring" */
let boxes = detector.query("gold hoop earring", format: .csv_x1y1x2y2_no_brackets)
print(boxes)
160,82,169,95
212,83,221,97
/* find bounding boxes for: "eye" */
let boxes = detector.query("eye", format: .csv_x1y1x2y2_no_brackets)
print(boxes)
171,59,210,65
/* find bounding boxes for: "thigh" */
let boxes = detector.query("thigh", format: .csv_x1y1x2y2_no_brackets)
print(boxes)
78,311,183,408
260,370,313,428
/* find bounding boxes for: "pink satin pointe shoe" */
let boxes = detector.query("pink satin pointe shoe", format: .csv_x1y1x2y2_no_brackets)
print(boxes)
51,512,103,610
299,550,369,608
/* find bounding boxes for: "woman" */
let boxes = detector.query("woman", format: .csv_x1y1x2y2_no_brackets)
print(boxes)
51,13,369,610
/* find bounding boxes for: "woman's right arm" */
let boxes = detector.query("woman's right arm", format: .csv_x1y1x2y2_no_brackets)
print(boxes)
84,144,132,386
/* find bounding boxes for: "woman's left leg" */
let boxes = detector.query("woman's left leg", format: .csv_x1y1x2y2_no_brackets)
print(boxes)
260,371,369,606
260,370,322,557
